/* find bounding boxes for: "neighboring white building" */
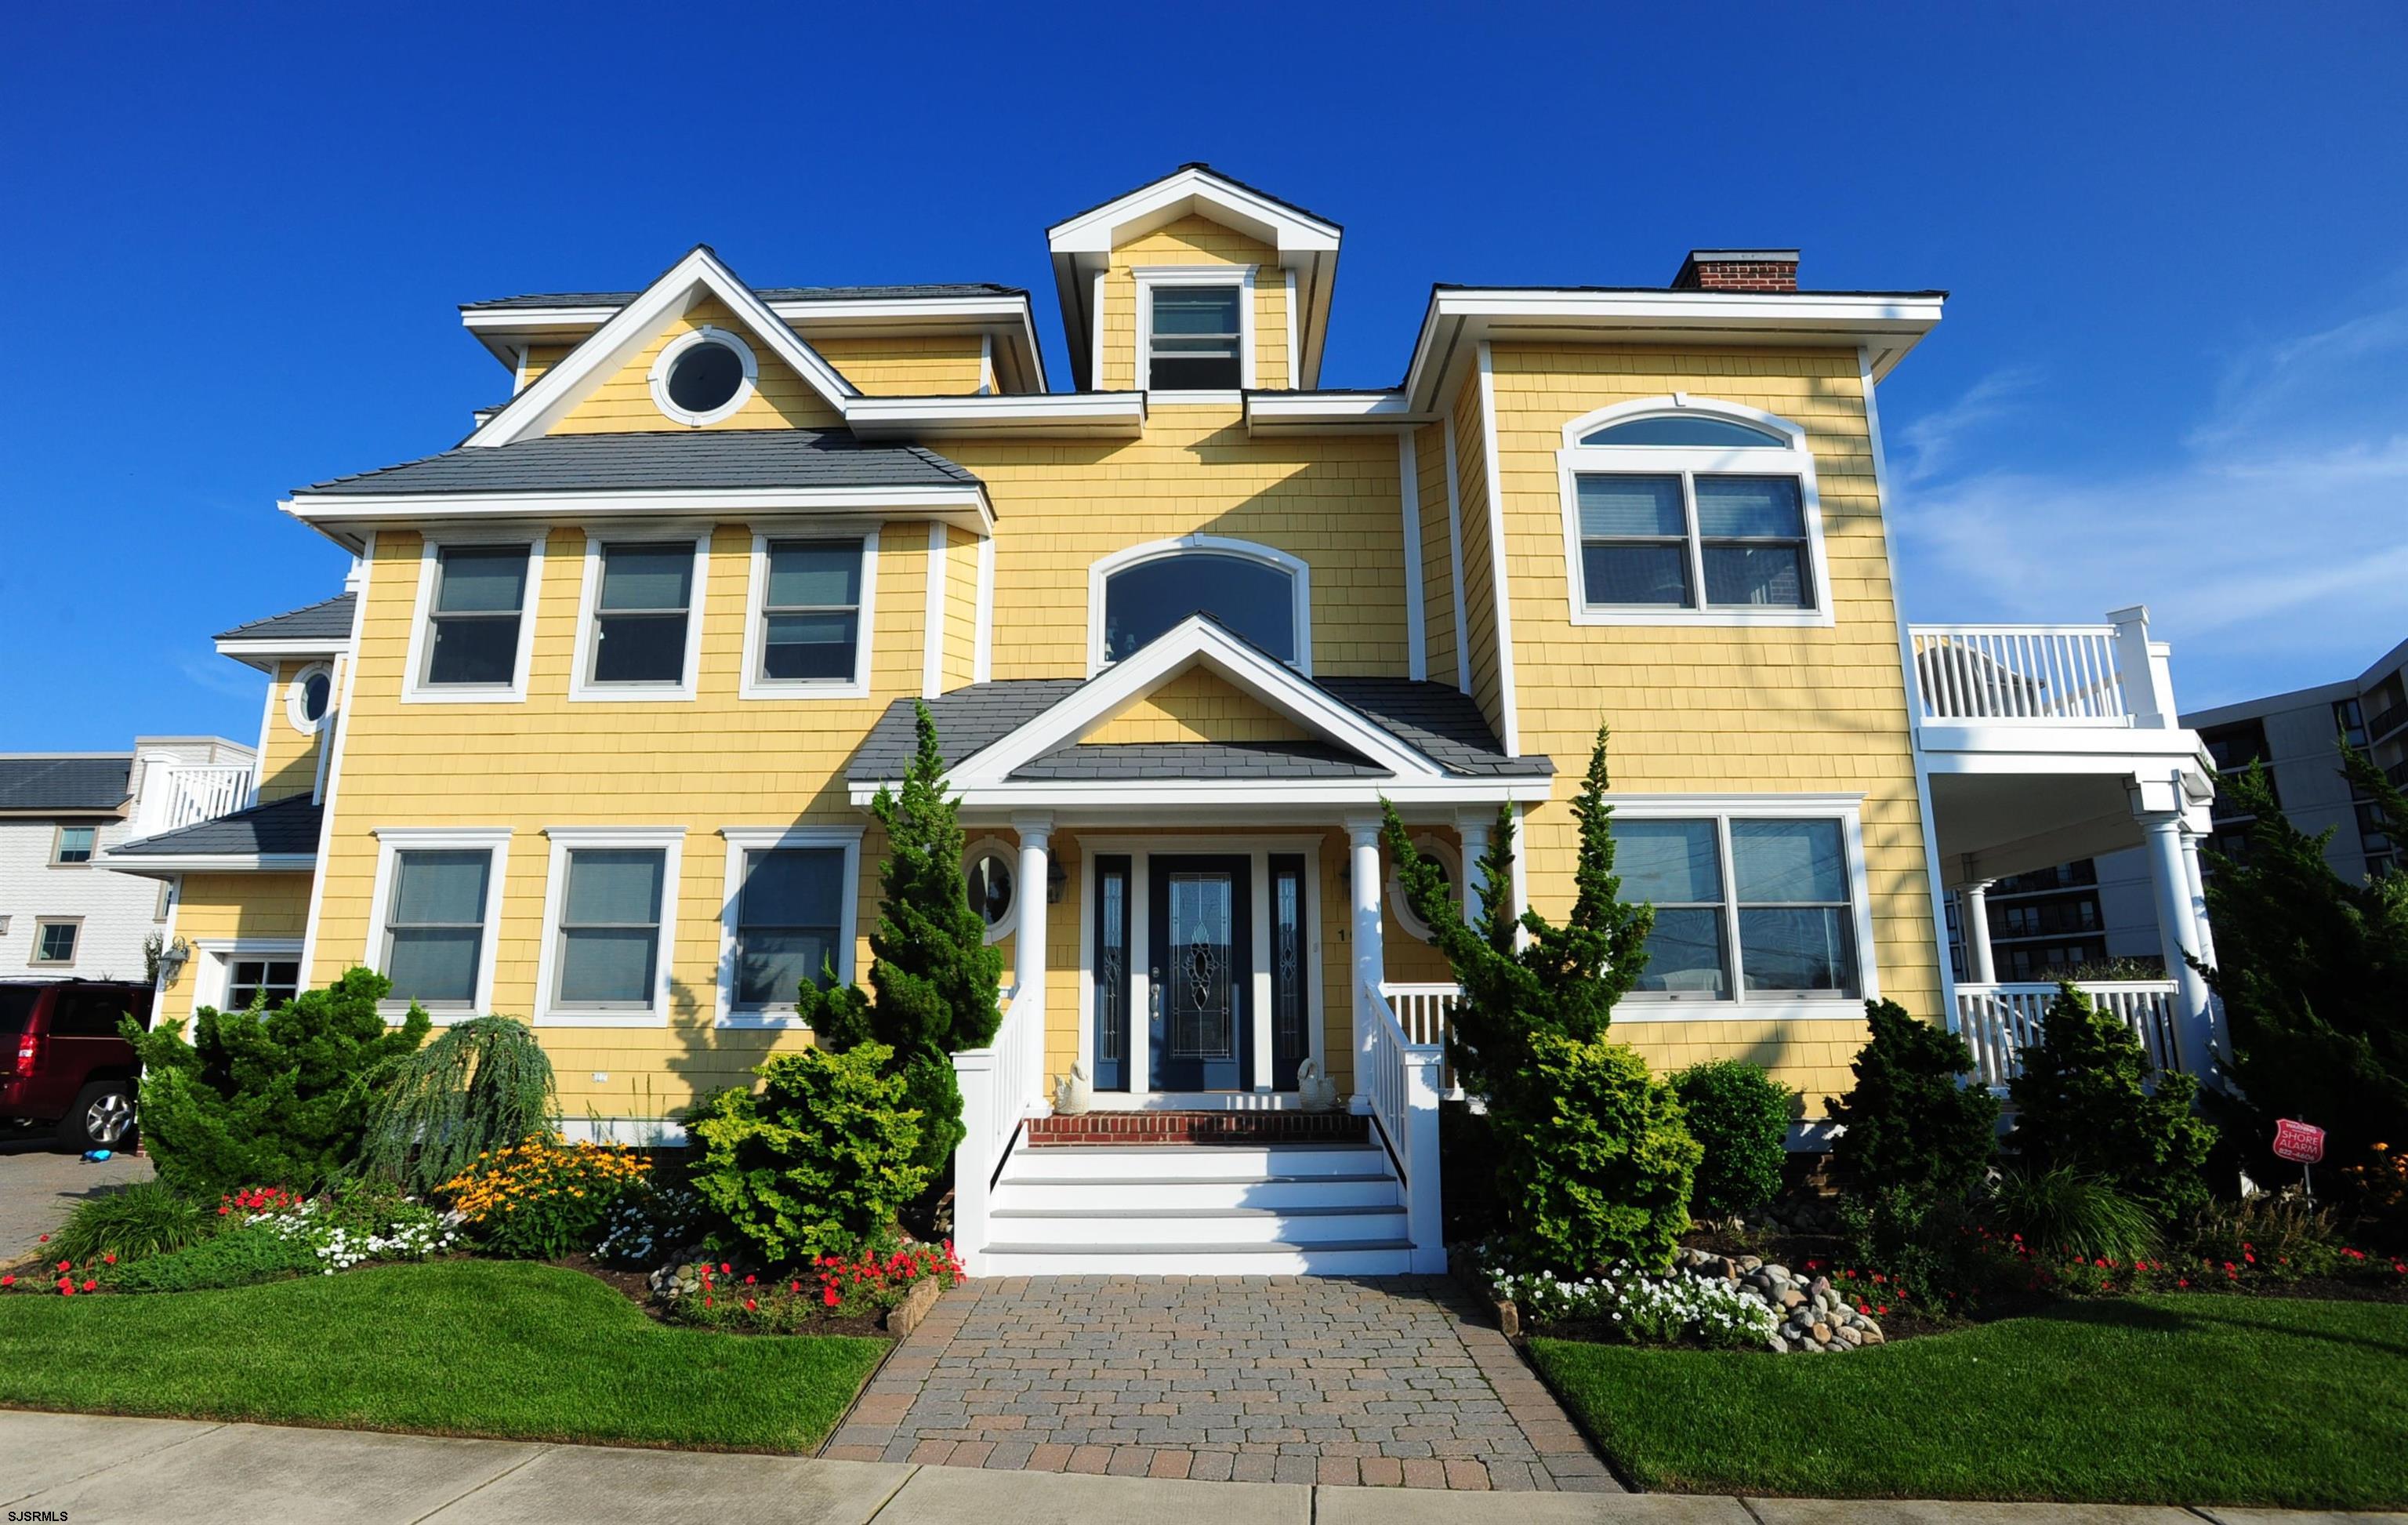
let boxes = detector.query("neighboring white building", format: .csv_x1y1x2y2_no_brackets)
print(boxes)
0,738,254,982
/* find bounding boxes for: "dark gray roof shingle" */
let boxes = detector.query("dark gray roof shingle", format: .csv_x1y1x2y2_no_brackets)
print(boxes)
215,593,356,644
1011,741,1382,781
109,794,321,858
0,757,132,812
847,682,1087,782
1313,678,1553,778
462,283,1024,312
298,430,982,497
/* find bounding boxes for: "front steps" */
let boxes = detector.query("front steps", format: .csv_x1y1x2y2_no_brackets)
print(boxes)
981,1138,1413,1276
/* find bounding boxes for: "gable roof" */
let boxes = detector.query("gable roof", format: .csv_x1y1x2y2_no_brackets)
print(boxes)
296,430,979,497
1010,740,1384,782
99,793,322,872
215,593,357,645
462,282,1022,312
0,756,132,813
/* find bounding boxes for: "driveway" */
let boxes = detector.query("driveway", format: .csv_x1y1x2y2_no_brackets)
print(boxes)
0,1131,150,1263
824,1274,1617,1491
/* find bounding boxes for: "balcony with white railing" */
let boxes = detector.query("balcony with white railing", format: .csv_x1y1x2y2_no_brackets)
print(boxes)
125,755,258,838
1955,980,2182,1087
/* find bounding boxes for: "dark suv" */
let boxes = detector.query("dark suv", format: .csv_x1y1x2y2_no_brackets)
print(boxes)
2,979,151,1150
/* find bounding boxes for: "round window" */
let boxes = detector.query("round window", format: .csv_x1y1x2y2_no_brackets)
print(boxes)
1387,837,1463,943
300,670,332,722
964,849,1016,942
286,662,335,734
666,339,745,414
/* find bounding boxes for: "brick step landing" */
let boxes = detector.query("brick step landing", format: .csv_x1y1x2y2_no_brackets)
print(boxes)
1024,1109,1369,1146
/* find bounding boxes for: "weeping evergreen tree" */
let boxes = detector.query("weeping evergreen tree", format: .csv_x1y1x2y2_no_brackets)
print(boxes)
798,702,1004,1182
358,1015,560,1195
2200,747,2408,1188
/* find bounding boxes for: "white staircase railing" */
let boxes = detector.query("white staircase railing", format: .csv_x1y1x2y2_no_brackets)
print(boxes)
1360,977,1446,1272
1954,980,2181,1087
951,981,1039,1276
1380,981,1463,1098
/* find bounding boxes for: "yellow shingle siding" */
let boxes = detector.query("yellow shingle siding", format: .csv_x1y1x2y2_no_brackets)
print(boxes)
517,345,572,390
1483,342,1938,1103
552,296,843,434
940,525,980,691
811,333,986,397
1081,668,1310,745
253,659,324,803
1097,215,1282,392
159,872,314,1029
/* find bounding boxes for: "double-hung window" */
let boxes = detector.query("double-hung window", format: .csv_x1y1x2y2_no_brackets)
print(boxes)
731,848,847,1009
586,540,698,688
422,544,533,689
382,849,494,1010
1146,284,1244,390
745,536,870,695
1617,812,1864,1004
52,825,96,865
1558,405,1826,623
553,849,666,1011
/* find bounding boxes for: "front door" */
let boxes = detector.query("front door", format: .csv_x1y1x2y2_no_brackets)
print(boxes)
1148,855,1253,1091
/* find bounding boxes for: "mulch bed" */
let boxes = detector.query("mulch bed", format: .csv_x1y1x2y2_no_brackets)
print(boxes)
548,1253,893,1340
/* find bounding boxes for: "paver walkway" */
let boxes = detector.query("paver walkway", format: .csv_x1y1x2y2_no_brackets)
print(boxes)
822,1273,1618,1491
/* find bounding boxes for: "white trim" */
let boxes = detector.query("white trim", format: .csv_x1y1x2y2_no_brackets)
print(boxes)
922,521,948,699
287,483,992,532
1862,344,1960,1032
646,325,757,427
1283,268,1300,387
401,534,546,705
963,834,1021,946
954,613,1442,792
738,527,879,701
1088,268,1107,390
977,332,995,397
1442,423,1471,692
973,533,996,684
893,778,1554,813
284,661,335,735
530,826,685,1028
1086,534,1311,677
567,530,711,703
844,390,1143,441
194,937,305,1013
1386,833,1462,943
299,533,373,988
1475,343,1520,757
100,851,316,876
1551,394,1837,630
1396,433,1427,682
1133,265,1257,396
1046,166,1344,254
468,247,858,448
715,825,864,1028
1605,794,1879,1017
213,634,353,670
1242,390,1428,436
364,826,513,1023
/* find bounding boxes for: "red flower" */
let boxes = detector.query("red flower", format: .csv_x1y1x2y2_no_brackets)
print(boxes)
823,1284,840,1308
703,1295,713,1308
720,1262,732,1274
745,1298,757,1311
1,1275,14,1287
1871,1273,1886,1284
103,1253,116,1265
219,1206,230,1216
1877,1305,1889,1314
81,1280,95,1292
745,1273,756,1285
56,1260,69,1273
790,1280,802,1294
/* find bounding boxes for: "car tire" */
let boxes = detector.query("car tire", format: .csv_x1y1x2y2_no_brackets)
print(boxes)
60,1080,137,1151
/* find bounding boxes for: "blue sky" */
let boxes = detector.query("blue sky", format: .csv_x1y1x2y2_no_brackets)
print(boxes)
4,1,2403,751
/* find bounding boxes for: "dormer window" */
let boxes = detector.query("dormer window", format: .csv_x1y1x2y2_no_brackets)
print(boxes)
1135,269,1256,392
648,327,756,426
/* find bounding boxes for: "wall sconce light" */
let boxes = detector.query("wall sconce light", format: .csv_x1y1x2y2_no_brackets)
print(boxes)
157,936,193,987
1046,859,1068,904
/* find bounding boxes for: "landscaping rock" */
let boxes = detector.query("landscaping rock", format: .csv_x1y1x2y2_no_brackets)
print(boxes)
1674,1249,1885,1355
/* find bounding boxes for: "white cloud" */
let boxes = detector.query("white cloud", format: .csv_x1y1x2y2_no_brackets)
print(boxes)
1888,293,2408,709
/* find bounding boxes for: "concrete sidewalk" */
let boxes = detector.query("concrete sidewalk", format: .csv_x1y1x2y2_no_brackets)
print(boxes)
1,1411,2398,1524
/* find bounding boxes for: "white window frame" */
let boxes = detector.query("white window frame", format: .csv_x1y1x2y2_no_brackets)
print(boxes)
963,834,1021,946
1133,265,1257,398
647,325,758,427
568,529,712,702
194,938,305,1011
531,826,687,1028
1386,833,1464,944
31,917,81,967
716,826,863,1028
401,533,546,703
1607,794,1877,1022
1555,395,1834,629
1086,535,1312,677
738,527,879,701
364,826,513,1023
285,661,336,734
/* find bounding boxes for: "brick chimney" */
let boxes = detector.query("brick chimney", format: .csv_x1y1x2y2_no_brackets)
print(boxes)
1671,249,1800,293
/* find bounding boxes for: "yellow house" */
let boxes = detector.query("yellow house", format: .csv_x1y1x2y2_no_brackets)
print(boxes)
103,166,2220,1275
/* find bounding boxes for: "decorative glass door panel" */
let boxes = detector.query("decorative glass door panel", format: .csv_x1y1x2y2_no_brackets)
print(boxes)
1269,855,1308,1090
1093,855,1130,1091
1148,855,1253,1091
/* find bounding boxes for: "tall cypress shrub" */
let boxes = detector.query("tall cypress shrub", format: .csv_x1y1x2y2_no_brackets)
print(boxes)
797,703,1004,1182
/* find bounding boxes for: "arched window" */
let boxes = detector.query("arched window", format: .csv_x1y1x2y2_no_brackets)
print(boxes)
1090,538,1309,670
1555,397,1830,626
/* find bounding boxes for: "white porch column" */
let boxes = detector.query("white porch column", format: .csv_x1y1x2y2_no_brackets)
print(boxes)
1456,812,1491,926
2135,803,2218,1079
1011,813,1053,1105
1960,881,1999,985
2181,826,2220,973
1347,816,1386,1102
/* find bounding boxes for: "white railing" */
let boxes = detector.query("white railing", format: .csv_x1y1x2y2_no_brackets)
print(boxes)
1380,981,1463,1098
1910,626,2128,724
1360,977,1446,1272
132,761,256,837
951,981,1039,1276
1954,980,2181,1087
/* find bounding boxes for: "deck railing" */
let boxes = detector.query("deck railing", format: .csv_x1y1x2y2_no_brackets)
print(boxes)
1380,981,1463,1098
1360,976,1445,1271
951,980,1038,1276
129,761,256,837
1909,626,2130,724
1954,980,2181,1087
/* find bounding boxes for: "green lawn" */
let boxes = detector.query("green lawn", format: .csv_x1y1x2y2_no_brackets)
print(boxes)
1530,1294,2408,1509
0,1259,886,1453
